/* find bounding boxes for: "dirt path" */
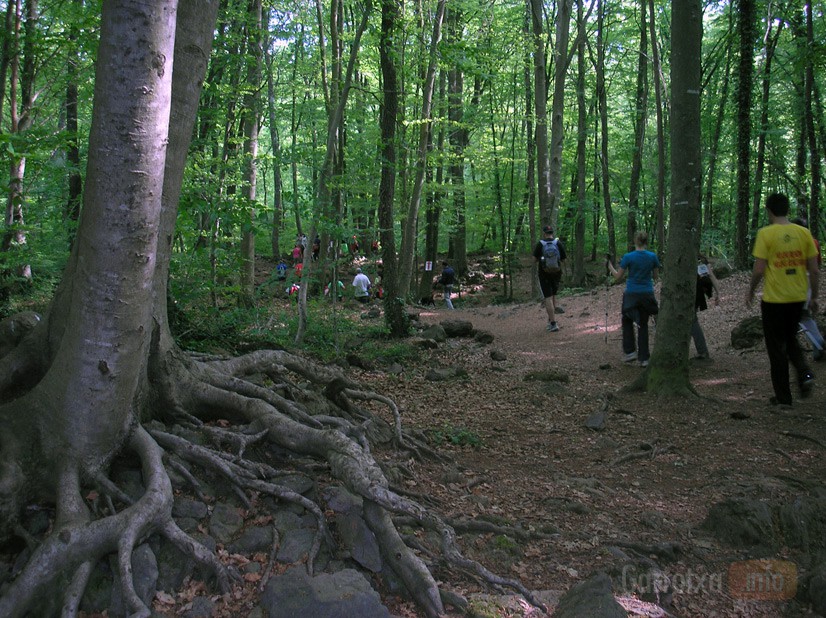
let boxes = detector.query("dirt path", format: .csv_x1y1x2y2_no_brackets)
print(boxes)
362,267,826,617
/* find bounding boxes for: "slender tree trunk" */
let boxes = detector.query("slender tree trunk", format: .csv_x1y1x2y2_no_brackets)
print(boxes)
239,0,263,307
529,0,552,227
648,0,666,252
571,0,586,287
296,2,371,344
523,2,538,298
548,0,572,228
751,12,782,231
627,0,648,248
596,0,615,261
265,21,284,259
803,0,820,234
734,0,755,268
703,18,733,232
398,0,445,297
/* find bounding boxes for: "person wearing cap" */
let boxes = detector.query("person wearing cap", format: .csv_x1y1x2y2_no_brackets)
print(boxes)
352,268,372,303
533,225,567,331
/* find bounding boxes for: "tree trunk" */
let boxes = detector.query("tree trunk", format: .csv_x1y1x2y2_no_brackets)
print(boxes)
642,0,702,396
648,0,666,252
239,0,263,307
734,0,755,269
803,0,820,234
596,0,616,262
378,0,409,336
750,11,781,232
398,0,445,298
264,24,284,258
703,14,733,233
571,0,586,287
548,0,572,229
65,0,83,248
626,0,648,249
529,0,552,227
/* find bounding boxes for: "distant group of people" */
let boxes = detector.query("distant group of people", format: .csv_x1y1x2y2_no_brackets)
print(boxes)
535,191,822,407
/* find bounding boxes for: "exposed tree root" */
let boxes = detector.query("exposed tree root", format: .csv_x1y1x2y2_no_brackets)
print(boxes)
1,346,545,617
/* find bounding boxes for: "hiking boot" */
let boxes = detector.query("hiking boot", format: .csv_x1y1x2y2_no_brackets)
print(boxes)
800,373,815,398
621,351,638,363
692,353,710,361
548,321,560,332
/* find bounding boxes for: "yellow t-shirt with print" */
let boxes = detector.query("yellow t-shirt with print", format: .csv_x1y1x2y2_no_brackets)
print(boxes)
752,223,818,303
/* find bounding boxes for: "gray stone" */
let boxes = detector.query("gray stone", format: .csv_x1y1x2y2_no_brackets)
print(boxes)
731,316,763,350
777,495,826,553
490,349,507,361
209,503,244,543
700,498,776,553
411,336,439,349
335,511,382,572
228,526,273,554
182,596,214,618
173,497,208,520
275,473,315,496
474,330,494,344
552,573,626,618
420,324,447,342
260,567,391,618
322,485,363,512
440,319,475,337
277,527,317,564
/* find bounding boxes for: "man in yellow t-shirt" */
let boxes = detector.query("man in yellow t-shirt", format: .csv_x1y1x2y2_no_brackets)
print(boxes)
746,193,820,406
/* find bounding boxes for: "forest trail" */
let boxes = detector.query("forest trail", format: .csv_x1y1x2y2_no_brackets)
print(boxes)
358,262,826,617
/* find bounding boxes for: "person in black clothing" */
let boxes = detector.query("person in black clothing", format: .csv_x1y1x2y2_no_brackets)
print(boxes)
439,261,456,310
533,225,567,331
691,255,720,359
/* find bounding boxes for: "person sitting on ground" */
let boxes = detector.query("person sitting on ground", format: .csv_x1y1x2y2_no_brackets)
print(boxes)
607,231,660,368
691,254,721,360
352,268,371,303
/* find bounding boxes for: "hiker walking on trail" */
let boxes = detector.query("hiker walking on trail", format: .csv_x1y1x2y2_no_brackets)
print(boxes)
746,193,819,406
438,261,456,310
533,225,566,332
691,255,721,360
607,231,660,367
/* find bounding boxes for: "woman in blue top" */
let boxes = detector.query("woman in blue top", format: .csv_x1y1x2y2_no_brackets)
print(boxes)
607,231,661,367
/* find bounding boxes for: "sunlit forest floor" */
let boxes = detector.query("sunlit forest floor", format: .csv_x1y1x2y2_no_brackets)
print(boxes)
354,258,826,617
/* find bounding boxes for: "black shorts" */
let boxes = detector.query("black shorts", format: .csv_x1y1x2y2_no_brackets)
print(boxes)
539,272,561,298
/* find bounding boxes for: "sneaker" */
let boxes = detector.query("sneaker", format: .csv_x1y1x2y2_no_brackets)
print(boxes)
639,360,649,368
769,396,793,409
622,351,638,363
548,321,560,332
693,353,710,361
800,373,815,398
